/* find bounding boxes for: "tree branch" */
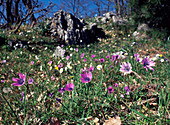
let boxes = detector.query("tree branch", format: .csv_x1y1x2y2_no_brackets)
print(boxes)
13,8,34,33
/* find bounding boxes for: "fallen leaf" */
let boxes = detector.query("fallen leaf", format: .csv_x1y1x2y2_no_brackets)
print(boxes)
103,116,121,125
93,117,99,125
50,117,60,125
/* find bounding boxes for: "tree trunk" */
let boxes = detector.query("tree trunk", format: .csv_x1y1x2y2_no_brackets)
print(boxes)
121,0,125,16
117,0,121,16
114,0,118,15
107,0,110,12
6,0,14,25
22,0,36,24
13,0,20,24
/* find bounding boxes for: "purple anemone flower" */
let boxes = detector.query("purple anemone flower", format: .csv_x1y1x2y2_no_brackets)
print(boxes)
31,61,34,65
65,83,74,91
134,53,140,58
56,98,61,103
111,55,120,62
1,80,5,83
89,66,94,72
80,71,92,83
100,58,105,63
59,87,65,95
58,63,63,68
124,86,130,95
28,78,34,84
80,53,85,59
2,60,6,63
66,56,70,60
20,92,24,101
75,48,78,52
120,62,132,75
81,67,87,74
106,55,110,58
113,83,118,87
94,59,98,62
49,93,53,97
124,86,130,92
142,57,155,71
134,53,141,62
107,86,114,94
12,73,26,86
48,61,52,65
91,54,95,58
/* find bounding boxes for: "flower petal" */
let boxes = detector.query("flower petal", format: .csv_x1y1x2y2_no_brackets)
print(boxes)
12,77,20,82
12,83,23,86
19,73,24,79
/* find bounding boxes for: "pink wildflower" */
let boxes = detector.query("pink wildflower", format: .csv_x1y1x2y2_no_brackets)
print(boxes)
142,57,155,71
80,71,92,83
12,73,26,86
65,83,74,91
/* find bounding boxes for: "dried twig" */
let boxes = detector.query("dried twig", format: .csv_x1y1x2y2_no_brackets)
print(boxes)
132,71,144,81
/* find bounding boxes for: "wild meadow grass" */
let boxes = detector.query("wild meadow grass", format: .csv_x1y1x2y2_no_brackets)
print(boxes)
0,26,169,124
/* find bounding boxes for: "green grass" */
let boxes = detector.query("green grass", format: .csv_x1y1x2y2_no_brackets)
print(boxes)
0,22,169,124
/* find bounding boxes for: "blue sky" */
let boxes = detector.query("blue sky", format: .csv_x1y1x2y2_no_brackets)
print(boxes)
41,0,61,6
39,0,103,18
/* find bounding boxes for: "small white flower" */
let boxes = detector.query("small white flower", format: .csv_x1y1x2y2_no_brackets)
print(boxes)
97,65,102,70
40,65,42,71
37,93,43,102
19,32,23,35
59,68,63,73
67,62,72,69
70,54,72,56
44,47,48,50
35,55,39,60
160,59,164,62
65,67,67,71
124,53,128,56
99,50,103,54
155,54,160,58
87,45,90,47
70,48,73,51
151,57,157,61
49,66,52,70
14,46,17,50
120,94,124,98
80,40,82,43
20,51,22,55
52,53,55,57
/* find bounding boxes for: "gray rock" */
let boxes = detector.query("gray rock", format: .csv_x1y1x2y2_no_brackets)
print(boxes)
105,11,115,19
137,23,150,31
50,10,105,45
54,46,65,57
133,31,148,40
101,17,107,23
112,16,118,23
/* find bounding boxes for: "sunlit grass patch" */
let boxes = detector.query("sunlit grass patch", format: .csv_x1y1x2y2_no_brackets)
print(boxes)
0,24,169,124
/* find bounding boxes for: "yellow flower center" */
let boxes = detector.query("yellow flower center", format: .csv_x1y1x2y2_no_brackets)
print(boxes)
55,66,58,70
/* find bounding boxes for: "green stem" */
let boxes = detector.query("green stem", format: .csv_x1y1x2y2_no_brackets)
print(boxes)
1,94,22,125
